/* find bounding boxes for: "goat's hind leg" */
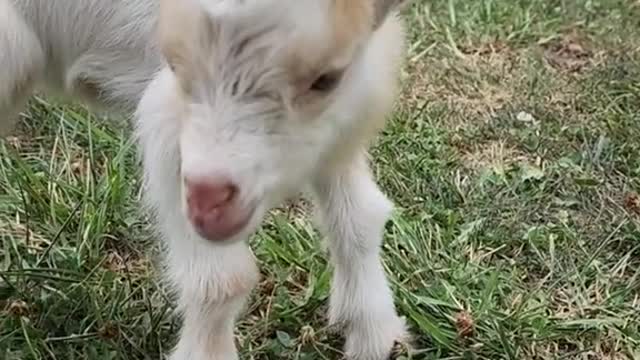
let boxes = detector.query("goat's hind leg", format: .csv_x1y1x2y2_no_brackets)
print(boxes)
0,0,44,136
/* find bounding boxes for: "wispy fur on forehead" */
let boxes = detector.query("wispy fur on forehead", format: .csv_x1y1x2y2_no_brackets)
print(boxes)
196,0,330,20
187,9,290,102
197,0,339,48
195,0,270,16
161,0,378,103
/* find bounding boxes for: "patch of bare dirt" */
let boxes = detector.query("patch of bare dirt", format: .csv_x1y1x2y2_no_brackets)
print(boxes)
540,31,603,73
623,192,640,215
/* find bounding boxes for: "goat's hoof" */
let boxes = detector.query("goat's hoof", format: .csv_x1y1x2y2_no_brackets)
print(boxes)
344,315,411,360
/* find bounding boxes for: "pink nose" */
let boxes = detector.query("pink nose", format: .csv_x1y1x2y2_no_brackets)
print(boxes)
184,178,250,242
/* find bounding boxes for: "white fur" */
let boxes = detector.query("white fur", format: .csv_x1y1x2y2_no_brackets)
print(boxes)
1,0,161,124
1,0,410,359
312,154,407,359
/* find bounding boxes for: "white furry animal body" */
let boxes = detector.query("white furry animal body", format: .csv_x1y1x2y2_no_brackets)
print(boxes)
1,0,411,359
1,0,161,123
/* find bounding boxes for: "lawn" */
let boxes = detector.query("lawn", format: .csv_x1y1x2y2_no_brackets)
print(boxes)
2,0,640,359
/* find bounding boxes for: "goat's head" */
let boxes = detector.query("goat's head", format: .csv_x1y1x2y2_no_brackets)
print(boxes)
156,0,408,243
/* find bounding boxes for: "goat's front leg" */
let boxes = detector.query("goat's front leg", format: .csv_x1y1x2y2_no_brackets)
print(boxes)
312,153,408,360
166,237,258,360
146,166,258,360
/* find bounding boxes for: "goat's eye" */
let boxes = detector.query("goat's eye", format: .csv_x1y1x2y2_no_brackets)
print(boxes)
310,71,342,92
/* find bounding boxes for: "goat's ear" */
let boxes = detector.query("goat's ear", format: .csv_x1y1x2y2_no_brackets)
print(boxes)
373,0,410,29
158,0,217,94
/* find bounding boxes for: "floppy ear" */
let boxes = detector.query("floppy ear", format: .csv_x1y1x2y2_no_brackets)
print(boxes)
373,0,410,29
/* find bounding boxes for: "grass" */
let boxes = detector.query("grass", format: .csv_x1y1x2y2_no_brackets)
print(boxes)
2,0,640,359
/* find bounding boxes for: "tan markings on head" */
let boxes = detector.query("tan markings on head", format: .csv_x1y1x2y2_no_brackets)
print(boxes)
284,0,375,109
158,0,217,95
333,0,375,51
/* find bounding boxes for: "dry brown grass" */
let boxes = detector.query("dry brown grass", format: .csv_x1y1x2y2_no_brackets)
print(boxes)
398,29,613,175
0,221,50,255
459,139,530,172
401,39,599,126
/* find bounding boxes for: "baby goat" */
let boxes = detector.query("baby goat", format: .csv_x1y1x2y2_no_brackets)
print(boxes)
1,0,411,359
